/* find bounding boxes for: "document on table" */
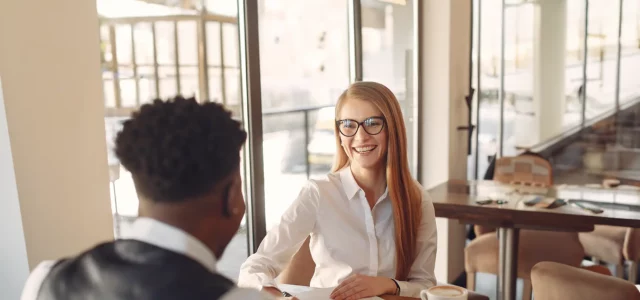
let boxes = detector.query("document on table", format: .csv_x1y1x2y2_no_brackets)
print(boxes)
293,287,382,300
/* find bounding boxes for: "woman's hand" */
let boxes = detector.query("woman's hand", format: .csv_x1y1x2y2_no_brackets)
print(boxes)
262,286,284,297
329,274,396,300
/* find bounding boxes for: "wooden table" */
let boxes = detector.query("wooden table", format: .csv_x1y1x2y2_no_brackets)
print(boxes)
429,180,640,300
381,290,488,300
279,284,488,300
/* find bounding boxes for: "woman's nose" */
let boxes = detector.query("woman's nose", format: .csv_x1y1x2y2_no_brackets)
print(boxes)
354,125,370,141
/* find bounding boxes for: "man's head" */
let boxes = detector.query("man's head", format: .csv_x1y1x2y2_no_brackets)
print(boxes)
115,96,247,258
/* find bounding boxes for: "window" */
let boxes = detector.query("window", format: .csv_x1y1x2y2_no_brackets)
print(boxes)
257,0,349,230
361,0,417,175
97,0,246,280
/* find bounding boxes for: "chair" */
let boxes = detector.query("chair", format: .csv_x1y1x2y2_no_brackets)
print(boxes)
530,261,640,300
466,154,586,300
465,231,584,300
278,236,314,286
474,154,553,236
280,237,490,300
579,226,640,282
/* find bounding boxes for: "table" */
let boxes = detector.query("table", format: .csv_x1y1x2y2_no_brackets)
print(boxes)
279,284,488,300
429,180,640,300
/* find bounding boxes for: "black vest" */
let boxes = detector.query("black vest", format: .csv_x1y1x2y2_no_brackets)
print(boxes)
37,239,235,300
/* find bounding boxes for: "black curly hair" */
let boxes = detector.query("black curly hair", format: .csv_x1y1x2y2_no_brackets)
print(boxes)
115,96,247,203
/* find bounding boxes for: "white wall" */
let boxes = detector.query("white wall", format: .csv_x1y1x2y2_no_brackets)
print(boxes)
0,77,30,299
419,0,471,283
0,0,114,282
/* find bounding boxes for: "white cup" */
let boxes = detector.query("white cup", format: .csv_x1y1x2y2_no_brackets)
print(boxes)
419,285,468,300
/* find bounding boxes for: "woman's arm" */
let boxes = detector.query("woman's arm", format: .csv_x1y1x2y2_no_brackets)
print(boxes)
238,181,320,290
395,190,438,297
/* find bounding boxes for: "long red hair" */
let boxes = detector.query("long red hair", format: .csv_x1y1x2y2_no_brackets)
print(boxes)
331,81,422,280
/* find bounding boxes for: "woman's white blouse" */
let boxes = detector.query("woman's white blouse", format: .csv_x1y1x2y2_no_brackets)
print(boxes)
238,167,437,297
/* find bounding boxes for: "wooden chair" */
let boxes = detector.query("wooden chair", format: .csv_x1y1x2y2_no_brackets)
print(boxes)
531,261,640,300
579,226,640,282
278,236,314,286
474,154,553,236
467,154,585,300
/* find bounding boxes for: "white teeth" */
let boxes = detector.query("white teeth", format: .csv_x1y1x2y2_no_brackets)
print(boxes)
354,146,376,153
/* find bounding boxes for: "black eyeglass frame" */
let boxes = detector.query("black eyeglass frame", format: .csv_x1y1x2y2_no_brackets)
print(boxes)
335,116,386,137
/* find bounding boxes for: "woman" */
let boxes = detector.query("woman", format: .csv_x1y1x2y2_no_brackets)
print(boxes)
238,82,437,299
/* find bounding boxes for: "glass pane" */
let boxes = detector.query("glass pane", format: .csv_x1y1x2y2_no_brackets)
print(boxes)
209,67,223,103
155,21,176,65
158,67,177,98
119,79,137,107
210,3,246,281
118,67,136,107
476,0,502,178
475,0,589,161
262,112,310,229
584,0,621,119
103,79,116,108
138,66,156,103
619,0,640,105
224,68,240,106
100,25,113,67
101,4,248,281
134,22,154,66
223,23,240,67
177,21,198,65
206,22,222,66
259,0,349,231
204,0,238,17
104,116,138,238
115,24,132,65
503,4,534,157
179,66,199,98
361,0,416,175
469,0,480,179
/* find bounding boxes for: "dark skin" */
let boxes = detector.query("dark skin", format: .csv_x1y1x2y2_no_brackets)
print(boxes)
138,170,244,259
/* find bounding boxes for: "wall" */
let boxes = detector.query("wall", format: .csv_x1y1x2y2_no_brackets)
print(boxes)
419,0,471,283
0,0,114,284
0,77,31,299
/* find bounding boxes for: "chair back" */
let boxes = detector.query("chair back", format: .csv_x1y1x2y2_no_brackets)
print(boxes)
494,155,553,187
475,154,553,236
625,227,640,262
531,261,640,300
278,237,315,286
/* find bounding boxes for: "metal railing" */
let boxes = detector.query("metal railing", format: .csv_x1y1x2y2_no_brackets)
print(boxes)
262,104,335,179
99,13,239,117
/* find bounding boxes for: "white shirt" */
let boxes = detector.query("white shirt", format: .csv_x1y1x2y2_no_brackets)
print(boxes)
21,218,272,300
238,167,438,297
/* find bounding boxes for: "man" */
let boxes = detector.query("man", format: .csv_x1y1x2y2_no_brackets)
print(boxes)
21,96,283,299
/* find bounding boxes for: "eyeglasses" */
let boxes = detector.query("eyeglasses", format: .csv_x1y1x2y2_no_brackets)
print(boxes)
336,116,386,137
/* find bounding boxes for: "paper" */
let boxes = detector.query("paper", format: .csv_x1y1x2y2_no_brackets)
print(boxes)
293,288,332,300
293,288,382,300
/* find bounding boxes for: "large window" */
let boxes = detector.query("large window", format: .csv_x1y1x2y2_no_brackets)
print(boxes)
470,0,640,179
98,0,246,280
361,0,417,175
98,0,420,281
584,0,621,119
258,0,350,230
619,0,640,105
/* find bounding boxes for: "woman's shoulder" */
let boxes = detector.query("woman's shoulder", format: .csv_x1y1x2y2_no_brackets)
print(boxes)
305,171,343,193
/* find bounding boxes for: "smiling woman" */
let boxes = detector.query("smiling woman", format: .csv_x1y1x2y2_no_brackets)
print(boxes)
238,81,437,300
